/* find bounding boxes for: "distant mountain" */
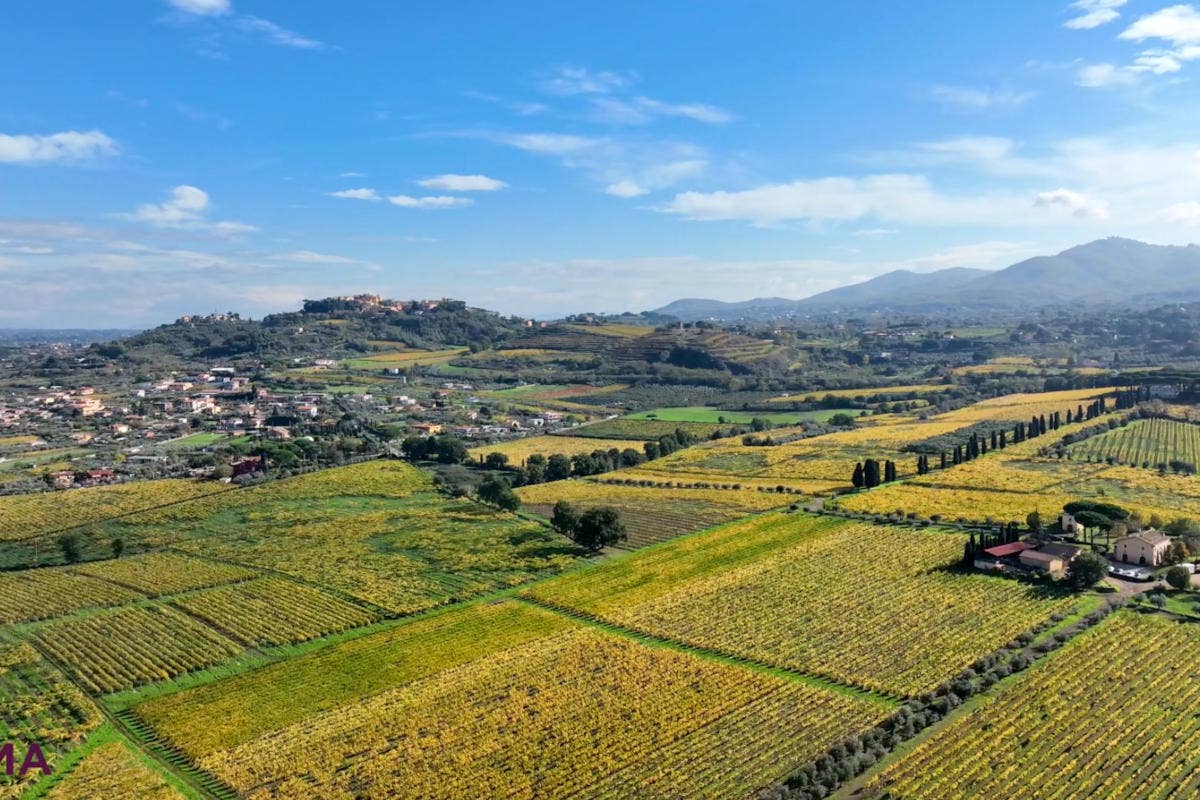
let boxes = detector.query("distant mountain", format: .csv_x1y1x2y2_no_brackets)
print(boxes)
0,329,138,346
653,238,1200,320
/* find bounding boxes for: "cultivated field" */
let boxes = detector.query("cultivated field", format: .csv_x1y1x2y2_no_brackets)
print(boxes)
516,480,792,547
567,417,728,440
861,612,1200,800
1068,416,1200,468
137,601,888,800
44,737,188,800
528,514,1074,697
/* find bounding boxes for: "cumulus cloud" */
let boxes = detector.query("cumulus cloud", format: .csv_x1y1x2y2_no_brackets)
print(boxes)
167,0,231,14
329,187,382,201
1033,188,1110,218
0,130,118,164
1065,0,1127,29
387,195,473,209
1120,4,1200,45
121,185,257,235
416,174,507,192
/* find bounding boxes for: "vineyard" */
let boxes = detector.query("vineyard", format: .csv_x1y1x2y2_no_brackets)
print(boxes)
567,417,727,440
35,605,243,694
1067,417,1200,469
0,569,140,623
515,480,792,547
862,612,1200,799
0,641,99,746
766,383,956,402
145,610,887,800
44,737,187,800
0,478,230,542
74,553,256,596
529,515,1074,697
172,577,377,646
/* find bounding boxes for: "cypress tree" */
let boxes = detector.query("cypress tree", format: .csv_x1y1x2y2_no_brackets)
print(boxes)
852,462,865,489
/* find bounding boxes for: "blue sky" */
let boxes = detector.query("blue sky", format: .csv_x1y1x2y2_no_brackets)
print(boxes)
3,1,1200,326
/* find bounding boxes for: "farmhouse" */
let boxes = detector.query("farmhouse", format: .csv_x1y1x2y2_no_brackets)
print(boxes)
1113,530,1171,567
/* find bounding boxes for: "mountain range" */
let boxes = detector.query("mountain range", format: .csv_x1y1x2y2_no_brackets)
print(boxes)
654,238,1200,321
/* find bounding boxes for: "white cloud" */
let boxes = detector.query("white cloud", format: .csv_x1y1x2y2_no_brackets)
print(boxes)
233,16,325,49
0,130,118,164
541,66,626,96
416,174,507,192
269,250,360,264
910,240,1039,270
660,174,1026,227
339,171,366,178
498,132,601,155
387,195,473,209
167,0,231,15
329,187,381,201
919,136,1018,163
121,185,257,235
853,228,897,238
1077,62,1140,87
1033,188,1110,218
1120,4,1200,45
928,86,1035,110
1065,0,1127,29
1159,201,1200,225
590,96,732,125
605,180,648,198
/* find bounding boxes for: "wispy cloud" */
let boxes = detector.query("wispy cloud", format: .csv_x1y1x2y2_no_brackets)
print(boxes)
0,130,118,165
1159,200,1200,225
928,85,1035,110
233,16,325,50
541,66,627,96
1033,188,1110,218
167,0,230,15
268,250,361,264
164,0,327,52
589,96,732,125
416,174,507,191
120,185,257,236
387,195,473,209
1065,0,1127,30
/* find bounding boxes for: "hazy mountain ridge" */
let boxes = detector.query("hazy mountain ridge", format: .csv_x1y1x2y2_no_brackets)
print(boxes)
653,238,1200,321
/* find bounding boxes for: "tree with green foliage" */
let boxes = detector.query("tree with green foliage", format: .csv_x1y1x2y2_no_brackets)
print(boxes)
573,506,626,552
863,459,881,489
477,476,520,511
484,452,510,470
545,454,572,482
1165,565,1191,590
550,500,580,536
1026,511,1043,534
57,533,81,564
828,413,856,428
1067,550,1109,589
111,538,124,559
851,462,865,489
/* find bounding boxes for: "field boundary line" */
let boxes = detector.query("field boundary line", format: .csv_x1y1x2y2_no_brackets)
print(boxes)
514,594,901,708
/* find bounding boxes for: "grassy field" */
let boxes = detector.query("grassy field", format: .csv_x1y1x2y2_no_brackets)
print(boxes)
628,406,852,424
135,600,888,800
859,612,1200,799
516,480,793,548
467,434,647,463
152,432,228,450
567,417,729,441
527,513,1074,697
766,384,956,402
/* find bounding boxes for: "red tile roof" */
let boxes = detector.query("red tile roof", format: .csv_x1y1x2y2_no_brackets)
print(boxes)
982,541,1037,558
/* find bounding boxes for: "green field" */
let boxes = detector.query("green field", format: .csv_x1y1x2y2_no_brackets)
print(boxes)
628,406,850,424
154,432,229,450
